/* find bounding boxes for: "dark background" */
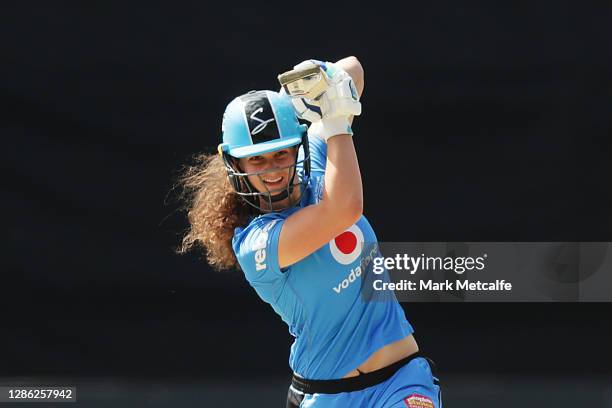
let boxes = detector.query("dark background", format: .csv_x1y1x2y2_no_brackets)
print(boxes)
2,1,612,406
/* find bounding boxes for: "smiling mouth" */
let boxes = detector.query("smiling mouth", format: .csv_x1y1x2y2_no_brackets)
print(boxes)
263,176,284,186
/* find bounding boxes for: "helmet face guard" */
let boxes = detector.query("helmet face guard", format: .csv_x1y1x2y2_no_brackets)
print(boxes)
221,133,311,213
218,90,311,213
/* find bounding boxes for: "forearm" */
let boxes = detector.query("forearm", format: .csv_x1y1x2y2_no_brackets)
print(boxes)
321,56,364,222
322,134,363,222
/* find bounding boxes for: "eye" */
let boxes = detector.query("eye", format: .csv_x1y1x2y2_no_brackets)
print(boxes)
248,155,264,162
275,150,289,158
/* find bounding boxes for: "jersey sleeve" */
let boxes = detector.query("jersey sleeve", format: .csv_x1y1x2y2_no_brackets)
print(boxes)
232,213,288,302
298,133,327,175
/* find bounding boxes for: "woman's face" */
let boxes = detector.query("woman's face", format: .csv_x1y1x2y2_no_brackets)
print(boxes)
238,147,298,195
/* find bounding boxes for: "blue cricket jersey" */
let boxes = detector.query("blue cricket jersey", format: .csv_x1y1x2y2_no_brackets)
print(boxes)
232,135,413,380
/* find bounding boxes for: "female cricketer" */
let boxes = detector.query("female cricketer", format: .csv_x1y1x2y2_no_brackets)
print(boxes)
179,57,442,407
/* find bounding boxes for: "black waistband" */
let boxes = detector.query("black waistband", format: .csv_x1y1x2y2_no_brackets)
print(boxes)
291,351,422,395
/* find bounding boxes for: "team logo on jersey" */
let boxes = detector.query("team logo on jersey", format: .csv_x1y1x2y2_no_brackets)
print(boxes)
404,393,435,408
329,224,364,265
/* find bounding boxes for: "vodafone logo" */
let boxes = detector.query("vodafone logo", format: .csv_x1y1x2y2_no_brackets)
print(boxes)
329,225,364,265
331,238,379,295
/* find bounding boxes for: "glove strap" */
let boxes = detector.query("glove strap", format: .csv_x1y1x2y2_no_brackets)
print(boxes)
308,116,353,143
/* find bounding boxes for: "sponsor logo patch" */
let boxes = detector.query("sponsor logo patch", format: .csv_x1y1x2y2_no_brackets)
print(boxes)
252,220,279,271
404,393,435,408
329,224,364,265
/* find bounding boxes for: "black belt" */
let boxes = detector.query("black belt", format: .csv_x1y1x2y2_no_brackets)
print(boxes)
291,351,424,395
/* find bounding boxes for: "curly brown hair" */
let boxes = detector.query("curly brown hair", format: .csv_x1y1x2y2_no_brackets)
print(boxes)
176,152,253,270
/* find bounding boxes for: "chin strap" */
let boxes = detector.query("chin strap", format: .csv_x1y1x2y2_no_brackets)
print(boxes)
269,177,299,203
270,189,289,202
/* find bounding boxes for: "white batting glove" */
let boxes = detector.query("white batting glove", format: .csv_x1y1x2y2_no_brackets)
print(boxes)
288,60,361,141
290,60,361,121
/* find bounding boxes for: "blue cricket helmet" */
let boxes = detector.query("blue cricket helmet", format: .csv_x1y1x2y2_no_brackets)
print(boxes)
218,90,308,158
217,90,311,212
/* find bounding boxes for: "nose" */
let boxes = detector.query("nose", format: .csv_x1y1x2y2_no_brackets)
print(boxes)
264,159,288,173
